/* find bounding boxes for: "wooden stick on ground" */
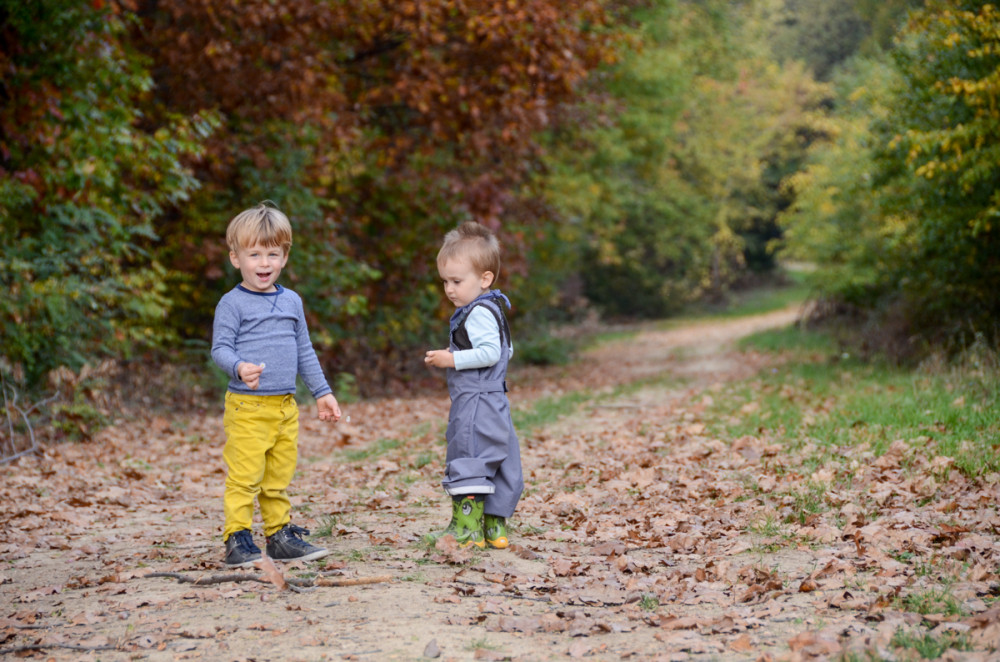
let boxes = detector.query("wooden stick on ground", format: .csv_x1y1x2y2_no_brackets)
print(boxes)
314,575,393,587
143,571,393,588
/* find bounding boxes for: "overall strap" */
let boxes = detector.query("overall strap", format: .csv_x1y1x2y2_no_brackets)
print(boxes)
451,301,510,351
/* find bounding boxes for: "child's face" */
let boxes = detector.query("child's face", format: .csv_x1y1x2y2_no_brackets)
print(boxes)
230,242,288,293
438,257,493,308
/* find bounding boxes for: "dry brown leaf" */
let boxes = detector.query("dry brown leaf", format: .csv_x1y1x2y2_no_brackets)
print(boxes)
509,544,540,559
729,634,754,652
787,631,841,654
432,535,474,564
660,616,700,630
798,579,818,593
255,555,288,591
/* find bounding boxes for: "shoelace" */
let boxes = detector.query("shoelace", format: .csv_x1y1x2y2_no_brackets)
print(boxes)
233,531,257,553
283,524,311,539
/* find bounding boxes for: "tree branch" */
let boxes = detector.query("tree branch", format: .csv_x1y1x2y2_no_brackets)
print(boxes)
143,571,393,588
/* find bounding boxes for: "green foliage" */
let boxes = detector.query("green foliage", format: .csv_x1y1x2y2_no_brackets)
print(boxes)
754,0,922,77
779,57,901,305
756,0,868,80
781,2,1000,356
543,0,829,319
0,1,210,389
514,328,574,367
872,2,1000,340
851,0,924,55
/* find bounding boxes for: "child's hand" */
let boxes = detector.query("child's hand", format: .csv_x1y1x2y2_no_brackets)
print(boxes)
317,393,342,422
238,362,265,390
424,349,455,369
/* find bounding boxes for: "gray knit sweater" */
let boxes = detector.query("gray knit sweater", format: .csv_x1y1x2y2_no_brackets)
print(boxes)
211,284,332,398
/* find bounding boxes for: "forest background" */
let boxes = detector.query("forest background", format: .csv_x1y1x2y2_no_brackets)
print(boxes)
2,0,999,441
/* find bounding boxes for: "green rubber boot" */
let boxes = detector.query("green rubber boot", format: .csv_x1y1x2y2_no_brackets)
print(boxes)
484,514,509,549
424,495,485,549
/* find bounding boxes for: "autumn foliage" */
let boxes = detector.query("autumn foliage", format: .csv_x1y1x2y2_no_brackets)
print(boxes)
2,0,616,394
131,0,616,389
4,0,997,403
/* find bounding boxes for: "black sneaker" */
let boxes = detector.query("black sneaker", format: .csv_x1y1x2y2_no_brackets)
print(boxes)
224,529,262,568
266,524,330,562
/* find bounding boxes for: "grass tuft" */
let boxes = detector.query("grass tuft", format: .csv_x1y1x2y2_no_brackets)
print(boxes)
711,326,1000,478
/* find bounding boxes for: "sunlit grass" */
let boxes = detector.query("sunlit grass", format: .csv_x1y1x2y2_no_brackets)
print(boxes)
341,436,405,461
682,268,812,320
709,326,1000,478
513,390,593,432
890,629,972,658
894,587,964,616
783,481,829,525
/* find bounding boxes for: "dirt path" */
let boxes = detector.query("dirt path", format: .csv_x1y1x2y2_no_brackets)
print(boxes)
3,305,998,661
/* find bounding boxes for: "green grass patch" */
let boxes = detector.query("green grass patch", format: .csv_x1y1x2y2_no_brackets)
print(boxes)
894,587,964,616
639,593,660,611
466,637,501,652
412,451,435,469
709,326,1000,478
684,269,812,320
890,628,972,658
513,390,593,432
783,481,830,524
313,514,340,538
737,325,837,355
341,437,404,462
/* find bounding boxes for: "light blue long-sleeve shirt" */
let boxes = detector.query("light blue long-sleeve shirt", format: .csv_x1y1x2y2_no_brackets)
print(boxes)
211,284,332,398
453,305,514,371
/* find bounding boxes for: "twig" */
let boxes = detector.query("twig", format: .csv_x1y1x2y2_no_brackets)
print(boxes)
0,643,117,655
314,575,393,587
450,579,626,606
0,373,50,464
145,571,263,585
144,571,392,588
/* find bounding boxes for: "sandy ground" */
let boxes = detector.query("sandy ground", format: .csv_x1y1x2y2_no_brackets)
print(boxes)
3,305,998,661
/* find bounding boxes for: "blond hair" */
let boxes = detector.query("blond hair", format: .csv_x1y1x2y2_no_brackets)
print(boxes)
226,201,293,253
437,222,501,286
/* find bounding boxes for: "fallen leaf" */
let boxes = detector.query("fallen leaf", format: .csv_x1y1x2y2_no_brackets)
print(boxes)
255,555,288,591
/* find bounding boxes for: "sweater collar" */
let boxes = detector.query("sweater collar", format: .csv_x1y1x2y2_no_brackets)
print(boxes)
236,283,283,296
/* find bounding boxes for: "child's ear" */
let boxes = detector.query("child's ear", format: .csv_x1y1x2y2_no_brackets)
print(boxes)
480,271,495,289
229,250,240,268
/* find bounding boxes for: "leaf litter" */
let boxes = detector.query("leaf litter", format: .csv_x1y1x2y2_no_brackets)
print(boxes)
2,307,999,660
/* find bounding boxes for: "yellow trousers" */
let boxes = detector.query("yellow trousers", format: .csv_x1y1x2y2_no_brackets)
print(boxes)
222,392,299,540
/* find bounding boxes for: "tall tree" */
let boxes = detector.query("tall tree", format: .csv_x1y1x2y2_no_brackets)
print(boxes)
781,0,1000,356
543,0,829,318
119,0,616,389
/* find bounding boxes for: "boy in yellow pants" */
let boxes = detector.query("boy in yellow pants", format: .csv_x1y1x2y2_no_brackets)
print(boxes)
211,202,341,567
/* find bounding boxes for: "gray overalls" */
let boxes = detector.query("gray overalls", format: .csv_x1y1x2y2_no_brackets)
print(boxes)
442,293,524,519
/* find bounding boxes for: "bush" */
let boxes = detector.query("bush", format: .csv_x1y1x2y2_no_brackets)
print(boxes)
0,1,209,390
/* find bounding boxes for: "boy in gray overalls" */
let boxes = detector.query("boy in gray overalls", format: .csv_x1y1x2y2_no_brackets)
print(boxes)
424,222,523,549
